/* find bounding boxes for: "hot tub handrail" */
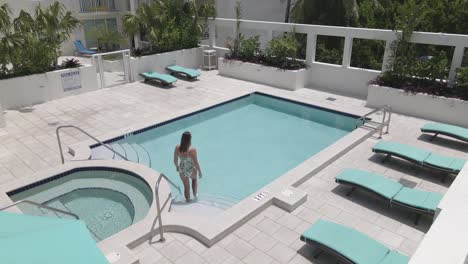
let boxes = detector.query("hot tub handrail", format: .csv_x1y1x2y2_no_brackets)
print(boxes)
155,173,182,242
0,200,80,220
56,125,128,164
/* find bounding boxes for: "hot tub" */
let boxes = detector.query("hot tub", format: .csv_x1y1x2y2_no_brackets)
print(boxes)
8,167,153,241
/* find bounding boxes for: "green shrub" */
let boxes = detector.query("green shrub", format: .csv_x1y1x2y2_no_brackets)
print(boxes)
315,43,342,65
61,58,82,69
264,35,305,70
0,2,79,79
456,67,468,86
455,67,468,100
225,34,306,70
238,36,261,61
369,3,468,100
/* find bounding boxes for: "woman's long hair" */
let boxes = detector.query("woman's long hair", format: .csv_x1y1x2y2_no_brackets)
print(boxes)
179,131,191,153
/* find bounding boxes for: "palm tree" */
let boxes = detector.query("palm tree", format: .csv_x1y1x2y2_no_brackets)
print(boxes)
122,0,214,50
122,1,168,47
0,4,26,74
34,2,80,68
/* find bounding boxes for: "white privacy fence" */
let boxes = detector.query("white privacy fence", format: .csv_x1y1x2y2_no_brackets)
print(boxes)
91,49,131,88
208,18,468,97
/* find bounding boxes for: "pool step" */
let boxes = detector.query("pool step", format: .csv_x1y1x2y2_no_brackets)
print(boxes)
45,200,75,219
111,143,127,160
91,142,153,169
132,143,151,167
91,145,115,160
121,143,138,163
169,200,225,216
170,193,239,212
198,194,239,209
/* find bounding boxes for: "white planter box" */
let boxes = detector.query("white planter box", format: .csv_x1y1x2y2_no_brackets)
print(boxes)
218,58,305,91
367,84,468,127
0,65,99,110
130,47,203,82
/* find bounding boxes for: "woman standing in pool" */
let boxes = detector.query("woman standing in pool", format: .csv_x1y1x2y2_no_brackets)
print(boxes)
174,131,202,202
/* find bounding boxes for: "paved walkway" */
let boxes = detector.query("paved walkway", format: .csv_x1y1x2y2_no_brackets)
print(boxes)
1,71,466,263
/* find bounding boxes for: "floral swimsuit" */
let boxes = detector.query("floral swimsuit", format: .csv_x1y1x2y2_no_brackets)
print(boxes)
179,154,195,178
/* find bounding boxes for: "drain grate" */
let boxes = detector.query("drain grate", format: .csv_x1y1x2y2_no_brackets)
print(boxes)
326,97,337,101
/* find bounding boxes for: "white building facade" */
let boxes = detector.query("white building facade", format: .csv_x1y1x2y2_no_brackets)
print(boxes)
5,0,136,55
216,0,289,22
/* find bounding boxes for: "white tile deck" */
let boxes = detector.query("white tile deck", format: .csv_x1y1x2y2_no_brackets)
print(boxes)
1,70,466,263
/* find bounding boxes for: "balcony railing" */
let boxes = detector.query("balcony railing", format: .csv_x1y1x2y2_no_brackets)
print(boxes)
79,0,116,12
208,18,468,97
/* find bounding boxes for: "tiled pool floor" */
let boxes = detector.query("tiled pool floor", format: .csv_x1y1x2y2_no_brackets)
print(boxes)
0,71,466,263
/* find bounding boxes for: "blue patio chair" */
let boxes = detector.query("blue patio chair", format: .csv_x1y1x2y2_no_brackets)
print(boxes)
73,40,96,56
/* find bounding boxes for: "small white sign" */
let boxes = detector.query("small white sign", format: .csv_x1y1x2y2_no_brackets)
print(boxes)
252,191,269,201
61,70,81,92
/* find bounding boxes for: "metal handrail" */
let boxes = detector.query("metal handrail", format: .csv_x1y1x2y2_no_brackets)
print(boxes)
358,105,392,138
56,125,128,164
358,105,391,121
0,200,80,219
91,49,130,57
154,173,182,242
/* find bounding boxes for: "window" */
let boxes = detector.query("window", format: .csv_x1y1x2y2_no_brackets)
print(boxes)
83,18,118,49
79,0,116,12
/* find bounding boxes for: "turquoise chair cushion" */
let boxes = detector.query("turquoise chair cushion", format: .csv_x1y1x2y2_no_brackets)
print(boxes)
421,123,468,141
302,220,392,264
378,251,409,264
423,153,466,172
166,65,201,78
392,187,442,212
0,212,108,264
141,72,177,84
372,141,431,163
336,169,403,199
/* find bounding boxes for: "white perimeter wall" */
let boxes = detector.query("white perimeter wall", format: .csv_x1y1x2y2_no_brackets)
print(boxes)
0,65,99,110
307,63,380,97
209,18,468,99
410,164,468,264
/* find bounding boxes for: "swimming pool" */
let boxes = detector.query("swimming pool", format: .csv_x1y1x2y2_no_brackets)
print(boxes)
8,168,153,241
92,93,362,209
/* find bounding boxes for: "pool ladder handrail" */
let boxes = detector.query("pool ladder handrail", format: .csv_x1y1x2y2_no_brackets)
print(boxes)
56,125,128,164
155,173,182,242
0,199,80,220
357,105,392,139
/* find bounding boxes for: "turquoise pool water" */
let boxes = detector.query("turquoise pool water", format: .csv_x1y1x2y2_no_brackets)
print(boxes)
9,169,152,241
98,93,361,206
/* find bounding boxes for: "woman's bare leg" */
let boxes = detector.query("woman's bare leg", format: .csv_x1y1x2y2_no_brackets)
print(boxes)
192,179,198,199
179,175,190,202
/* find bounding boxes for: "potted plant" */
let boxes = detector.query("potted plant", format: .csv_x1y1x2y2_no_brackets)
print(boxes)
218,1,306,90
219,34,307,91
367,4,468,126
